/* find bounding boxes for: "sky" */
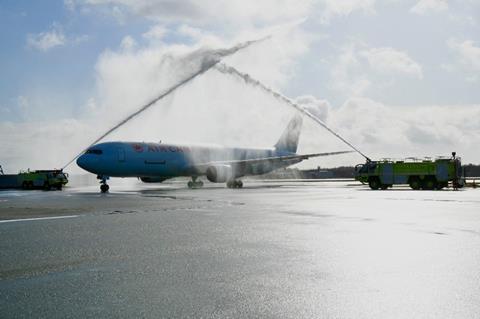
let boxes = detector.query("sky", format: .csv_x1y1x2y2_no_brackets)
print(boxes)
0,0,479,173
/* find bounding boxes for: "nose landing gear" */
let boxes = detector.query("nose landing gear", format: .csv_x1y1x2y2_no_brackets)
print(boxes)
188,176,204,189
97,175,110,193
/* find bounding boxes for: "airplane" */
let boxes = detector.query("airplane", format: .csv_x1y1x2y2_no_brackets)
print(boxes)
76,115,352,192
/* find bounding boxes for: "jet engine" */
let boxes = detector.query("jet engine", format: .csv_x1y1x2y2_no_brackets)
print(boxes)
140,177,168,183
206,165,233,183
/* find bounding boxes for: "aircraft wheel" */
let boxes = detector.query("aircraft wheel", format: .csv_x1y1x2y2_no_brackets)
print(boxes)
227,180,243,189
188,180,204,189
100,184,109,193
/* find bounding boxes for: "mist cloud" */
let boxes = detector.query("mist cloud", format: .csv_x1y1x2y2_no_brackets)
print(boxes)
27,25,66,52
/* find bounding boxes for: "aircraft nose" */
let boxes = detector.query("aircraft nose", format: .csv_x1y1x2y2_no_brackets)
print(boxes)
76,154,88,170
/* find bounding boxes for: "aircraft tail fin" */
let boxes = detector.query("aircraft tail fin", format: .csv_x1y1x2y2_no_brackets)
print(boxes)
274,114,303,153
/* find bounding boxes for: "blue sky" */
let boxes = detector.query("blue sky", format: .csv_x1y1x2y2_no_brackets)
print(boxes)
0,1,149,121
1,0,480,170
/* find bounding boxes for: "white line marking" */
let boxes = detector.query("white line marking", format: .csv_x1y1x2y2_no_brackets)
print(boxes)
0,215,79,224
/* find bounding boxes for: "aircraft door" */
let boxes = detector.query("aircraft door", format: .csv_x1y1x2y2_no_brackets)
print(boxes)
117,148,126,162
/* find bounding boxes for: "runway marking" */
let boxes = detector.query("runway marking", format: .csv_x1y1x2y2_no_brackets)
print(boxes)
0,215,79,224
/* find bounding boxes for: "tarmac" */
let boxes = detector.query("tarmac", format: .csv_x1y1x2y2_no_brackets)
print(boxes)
1,179,480,318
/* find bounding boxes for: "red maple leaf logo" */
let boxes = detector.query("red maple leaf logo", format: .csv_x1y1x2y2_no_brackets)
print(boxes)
131,143,144,153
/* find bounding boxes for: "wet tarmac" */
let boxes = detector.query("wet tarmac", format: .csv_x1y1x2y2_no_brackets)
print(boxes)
1,180,480,318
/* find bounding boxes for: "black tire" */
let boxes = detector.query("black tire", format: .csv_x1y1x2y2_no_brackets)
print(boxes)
409,177,421,190
368,177,381,190
422,176,437,190
44,182,51,191
436,182,447,190
22,181,28,190
235,180,243,188
56,185,62,190
100,184,109,193
187,181,193,189
380,184,389,190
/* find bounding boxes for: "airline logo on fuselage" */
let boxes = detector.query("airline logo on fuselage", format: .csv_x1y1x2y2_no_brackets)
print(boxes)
131,143,144,153
131,143,190,153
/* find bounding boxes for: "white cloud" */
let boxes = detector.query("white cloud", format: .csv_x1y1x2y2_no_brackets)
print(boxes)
0,119,95,173
27,25,66,52
120,35,137,50
329,44,371,97
447,39,480,71
142,24,168,41
410,0,448,15
329,43,423,99
26,23,89,52
446,39,480,82
319,0,376,23
177,24,204,40
79,0,383,27
72,34,90,45
295,95,331,121
324,97,480,164
80,0,314,27
64,0,76,11
361,47,423,79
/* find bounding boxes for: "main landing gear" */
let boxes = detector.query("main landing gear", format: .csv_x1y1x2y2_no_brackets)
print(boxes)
98,175,110,193
226,179,243,189
188,176,204,189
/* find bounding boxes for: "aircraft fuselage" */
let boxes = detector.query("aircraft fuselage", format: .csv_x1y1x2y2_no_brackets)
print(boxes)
76,141,298,180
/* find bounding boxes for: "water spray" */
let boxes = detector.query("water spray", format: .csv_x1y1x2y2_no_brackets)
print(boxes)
63,37,269,169
214,63,371,161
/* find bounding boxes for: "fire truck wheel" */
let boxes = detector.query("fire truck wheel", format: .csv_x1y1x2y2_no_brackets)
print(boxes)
409,177,421,190
422,177,437,190
436,182,447,190
368,177,381,190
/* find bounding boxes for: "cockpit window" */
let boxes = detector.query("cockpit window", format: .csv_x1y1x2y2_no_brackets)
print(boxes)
86,149,103,155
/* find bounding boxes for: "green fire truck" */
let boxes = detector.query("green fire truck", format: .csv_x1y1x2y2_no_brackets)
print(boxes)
0,168,69,190
354,152,463,190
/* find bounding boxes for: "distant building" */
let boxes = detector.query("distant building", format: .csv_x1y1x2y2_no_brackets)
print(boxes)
301,167,334,179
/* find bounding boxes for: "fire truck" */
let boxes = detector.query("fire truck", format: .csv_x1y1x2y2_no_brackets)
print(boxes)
0,167,68,190
354,152,463,190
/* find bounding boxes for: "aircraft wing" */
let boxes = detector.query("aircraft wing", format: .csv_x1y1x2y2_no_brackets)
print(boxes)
195,150,354,167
